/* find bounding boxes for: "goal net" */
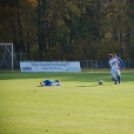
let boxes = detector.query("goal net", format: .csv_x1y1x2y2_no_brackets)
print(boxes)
0,43,13,71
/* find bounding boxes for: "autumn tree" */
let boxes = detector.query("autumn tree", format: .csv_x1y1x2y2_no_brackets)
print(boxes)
0,0,37,60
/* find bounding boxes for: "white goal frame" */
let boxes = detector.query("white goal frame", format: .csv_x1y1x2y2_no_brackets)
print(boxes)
0,43,14,71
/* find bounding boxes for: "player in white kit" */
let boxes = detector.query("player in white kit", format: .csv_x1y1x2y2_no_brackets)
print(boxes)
108,54,121,84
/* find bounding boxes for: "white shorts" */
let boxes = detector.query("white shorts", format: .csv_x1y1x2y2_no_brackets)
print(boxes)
110,69,120,77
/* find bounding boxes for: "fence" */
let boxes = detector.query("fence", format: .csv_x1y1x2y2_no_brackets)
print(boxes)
80,60,134,68
0,59,134,70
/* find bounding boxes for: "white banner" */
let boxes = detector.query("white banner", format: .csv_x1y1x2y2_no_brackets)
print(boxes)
20,61,81,72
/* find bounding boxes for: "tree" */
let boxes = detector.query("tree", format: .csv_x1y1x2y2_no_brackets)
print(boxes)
0,0,37,59
96,0,128,59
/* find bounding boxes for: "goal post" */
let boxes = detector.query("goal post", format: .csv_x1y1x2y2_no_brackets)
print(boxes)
0,43,14,71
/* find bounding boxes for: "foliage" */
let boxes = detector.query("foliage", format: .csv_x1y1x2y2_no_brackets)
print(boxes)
0,0,134,60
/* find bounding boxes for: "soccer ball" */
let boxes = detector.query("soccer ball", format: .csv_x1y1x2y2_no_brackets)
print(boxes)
98,80,103,85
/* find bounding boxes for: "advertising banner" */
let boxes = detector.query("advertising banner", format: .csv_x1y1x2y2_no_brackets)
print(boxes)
20,61,81,72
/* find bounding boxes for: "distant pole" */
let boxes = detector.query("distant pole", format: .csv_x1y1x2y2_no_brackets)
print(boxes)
11,43,14,72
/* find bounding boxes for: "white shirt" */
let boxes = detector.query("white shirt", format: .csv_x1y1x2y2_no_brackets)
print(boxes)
52,82,62,86
109,58,119,70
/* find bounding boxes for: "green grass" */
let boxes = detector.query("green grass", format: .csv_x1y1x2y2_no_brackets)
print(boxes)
0,69,134,134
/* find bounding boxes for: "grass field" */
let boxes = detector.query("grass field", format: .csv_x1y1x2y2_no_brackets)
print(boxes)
0,69,134,134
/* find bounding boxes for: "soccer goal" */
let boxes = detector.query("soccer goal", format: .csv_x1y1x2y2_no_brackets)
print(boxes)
0,43,14,71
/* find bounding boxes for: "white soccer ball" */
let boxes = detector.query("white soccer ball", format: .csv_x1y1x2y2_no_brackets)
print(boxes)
98,80,103,85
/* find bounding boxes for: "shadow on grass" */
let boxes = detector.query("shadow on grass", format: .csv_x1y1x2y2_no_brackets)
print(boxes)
37,85,55,87
77,84,99,87
0,72,108,81
0,70,134,82
77,84,112,87
37,85,42,87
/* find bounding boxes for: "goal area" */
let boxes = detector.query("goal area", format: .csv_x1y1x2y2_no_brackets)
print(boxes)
0,43,13,71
